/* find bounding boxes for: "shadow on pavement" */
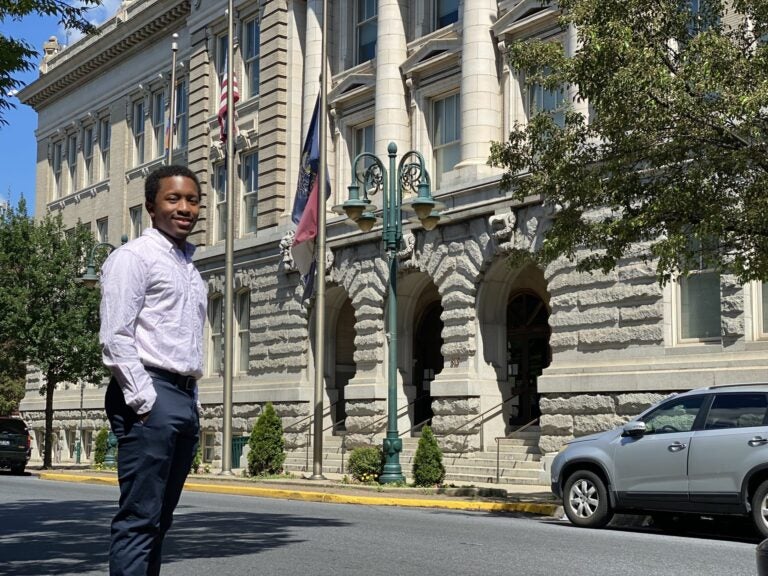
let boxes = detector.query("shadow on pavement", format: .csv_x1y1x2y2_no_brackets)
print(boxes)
0,498,349,576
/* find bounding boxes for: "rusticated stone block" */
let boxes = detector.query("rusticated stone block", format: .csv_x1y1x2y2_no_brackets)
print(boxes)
540,394,614,415
430,414,481,435
345,400,385,417
431,397,480,415
440,433,481,454
615,393,667,416
540,414,573,435
574,414,628,436
539,434,572,454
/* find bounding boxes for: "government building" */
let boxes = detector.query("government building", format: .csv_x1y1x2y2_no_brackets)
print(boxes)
17,0,767,483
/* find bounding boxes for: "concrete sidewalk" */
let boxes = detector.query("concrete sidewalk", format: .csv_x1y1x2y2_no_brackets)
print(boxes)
32,468,561,517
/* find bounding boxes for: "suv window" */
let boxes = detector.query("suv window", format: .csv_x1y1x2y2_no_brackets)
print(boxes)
641,395,705,434
0,418,27,435
704,393,768,430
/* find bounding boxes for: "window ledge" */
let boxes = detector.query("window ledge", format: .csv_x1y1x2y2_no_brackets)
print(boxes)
125,157,165,183
48,179,110,212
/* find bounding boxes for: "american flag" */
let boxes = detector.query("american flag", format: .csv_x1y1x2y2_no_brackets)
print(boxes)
217,57,240,143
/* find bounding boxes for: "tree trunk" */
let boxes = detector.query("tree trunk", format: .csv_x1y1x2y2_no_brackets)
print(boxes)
43,371,55,469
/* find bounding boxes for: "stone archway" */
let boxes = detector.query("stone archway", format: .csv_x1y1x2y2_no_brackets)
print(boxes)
412,300,444,430
333,299,356,432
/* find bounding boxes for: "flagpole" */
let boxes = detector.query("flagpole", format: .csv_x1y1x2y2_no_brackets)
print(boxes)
167,33,178,164
221,0,236,475
309,0,329,480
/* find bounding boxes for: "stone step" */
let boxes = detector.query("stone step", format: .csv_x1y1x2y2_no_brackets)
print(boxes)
446,464,542,478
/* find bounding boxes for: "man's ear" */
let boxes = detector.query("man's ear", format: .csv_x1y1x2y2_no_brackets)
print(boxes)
145,201,155,220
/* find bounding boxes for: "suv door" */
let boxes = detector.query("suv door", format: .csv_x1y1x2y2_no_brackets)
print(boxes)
688,392,768,509
612,394,706,508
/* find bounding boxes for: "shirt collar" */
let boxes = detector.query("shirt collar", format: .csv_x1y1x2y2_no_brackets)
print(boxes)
143,227,197,259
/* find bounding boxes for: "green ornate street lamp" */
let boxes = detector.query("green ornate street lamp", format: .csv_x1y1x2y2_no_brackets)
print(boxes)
335,142,443,483
79,235,127,466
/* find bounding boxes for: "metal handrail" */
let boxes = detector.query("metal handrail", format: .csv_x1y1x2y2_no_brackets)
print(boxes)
300,400,340,471
494,417,540,484
398,416,433,437
441,396,515,440
353,396,420,436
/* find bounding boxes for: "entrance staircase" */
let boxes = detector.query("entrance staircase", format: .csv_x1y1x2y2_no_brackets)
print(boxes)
283,426,547,487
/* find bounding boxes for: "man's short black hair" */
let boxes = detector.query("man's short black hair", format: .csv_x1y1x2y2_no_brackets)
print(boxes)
145,165,202,203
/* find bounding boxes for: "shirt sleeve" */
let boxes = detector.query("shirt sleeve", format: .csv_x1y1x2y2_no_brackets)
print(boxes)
99,248,156,415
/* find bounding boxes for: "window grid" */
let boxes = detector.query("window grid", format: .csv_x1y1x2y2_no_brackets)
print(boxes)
244,18,260,98
83,126,94,186
52,141,63,200
202,431,215,463
67,134,78,195
215,163,227,242
236,290,250,373
152,89,165,159
677,237,721,342
129,205,143,240
208,295,223,376
356,0,377,64
133,100,145,166
99,118,110,179
217,34,229,102
96,217,108,244
432,93,461,188
434,0,459,30
175,80,188,148
242,152,258,235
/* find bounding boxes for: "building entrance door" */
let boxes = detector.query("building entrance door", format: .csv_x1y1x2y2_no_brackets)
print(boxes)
413,301,444,431
506,291,551,426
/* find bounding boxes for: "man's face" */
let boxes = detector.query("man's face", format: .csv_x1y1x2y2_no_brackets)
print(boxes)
146,175,200,248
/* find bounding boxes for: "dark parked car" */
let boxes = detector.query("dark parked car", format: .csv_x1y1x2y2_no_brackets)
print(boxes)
0,417,31,474
551,384,768,536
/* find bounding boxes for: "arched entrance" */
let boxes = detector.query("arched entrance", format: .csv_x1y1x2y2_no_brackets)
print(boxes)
333,299,356,432
412,301,444,430
507,291,551,426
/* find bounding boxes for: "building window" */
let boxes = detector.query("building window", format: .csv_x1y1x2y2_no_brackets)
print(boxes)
99,118,110,179
356,0,377,64
52,141,63,200
677,239,721,342
244,17,260,98
214,163,227,242
175,80,188,148
432,93,461,188
434,0,459,30
129,205,143,240
208,294,223,376
354,123,375,166
236,290,250,373
67,133,78,195
527,72,566,127
241,152,258,235
96,217,108,244
758,282,768,338
152,89,165,159
202,430,215,463
82,429,92,461
83,126,94,186
217,34,229,100
132,99,145,166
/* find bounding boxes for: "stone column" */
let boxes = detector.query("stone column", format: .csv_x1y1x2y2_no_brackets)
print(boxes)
455,0,501,180
303,0,323,137
374,0,410,159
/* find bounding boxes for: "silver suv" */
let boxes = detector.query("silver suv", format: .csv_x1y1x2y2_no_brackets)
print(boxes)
550,384,768,536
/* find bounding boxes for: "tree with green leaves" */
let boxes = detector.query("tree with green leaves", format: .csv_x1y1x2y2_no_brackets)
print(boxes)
0,199,105,468
489,0,768,284
412,425,445,487
0,0,101,125
246,402,285,476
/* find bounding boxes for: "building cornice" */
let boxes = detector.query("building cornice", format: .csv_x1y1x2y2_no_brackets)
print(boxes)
19,0,191,110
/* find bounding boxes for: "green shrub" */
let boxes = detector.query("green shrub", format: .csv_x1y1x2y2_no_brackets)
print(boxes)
191,443,202,474
412,425,445,487
94,428,109,466
348,445,383,483
247,402,285,476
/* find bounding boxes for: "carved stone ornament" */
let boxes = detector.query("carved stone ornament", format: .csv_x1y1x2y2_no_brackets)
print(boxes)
325,248,334,272
398,232,416,267
279,230,295,271
489,211,517,243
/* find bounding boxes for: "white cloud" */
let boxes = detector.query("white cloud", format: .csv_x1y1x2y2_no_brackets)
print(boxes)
7,89,18,97
58,0,122,46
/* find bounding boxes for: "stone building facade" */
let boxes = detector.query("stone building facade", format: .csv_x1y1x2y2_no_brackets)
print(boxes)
17,0,768,474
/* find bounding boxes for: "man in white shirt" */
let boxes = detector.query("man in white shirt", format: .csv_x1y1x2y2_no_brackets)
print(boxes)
100,165,207,576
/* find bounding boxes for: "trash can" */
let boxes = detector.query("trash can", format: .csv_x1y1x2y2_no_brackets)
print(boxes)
757,538,768,575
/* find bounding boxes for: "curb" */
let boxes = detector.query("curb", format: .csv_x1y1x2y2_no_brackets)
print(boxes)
36,472,560,516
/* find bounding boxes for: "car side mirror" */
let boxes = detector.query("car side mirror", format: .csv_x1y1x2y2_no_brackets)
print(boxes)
622,421,646,437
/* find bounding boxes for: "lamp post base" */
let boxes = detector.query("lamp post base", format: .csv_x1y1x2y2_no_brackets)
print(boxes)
379,435,405,484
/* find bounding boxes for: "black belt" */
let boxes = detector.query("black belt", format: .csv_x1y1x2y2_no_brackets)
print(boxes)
145,367,197,391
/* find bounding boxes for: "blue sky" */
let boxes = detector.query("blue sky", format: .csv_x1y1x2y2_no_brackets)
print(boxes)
0,1,120,215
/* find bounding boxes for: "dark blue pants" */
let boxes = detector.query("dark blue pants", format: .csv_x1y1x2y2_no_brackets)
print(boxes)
105,372,199,576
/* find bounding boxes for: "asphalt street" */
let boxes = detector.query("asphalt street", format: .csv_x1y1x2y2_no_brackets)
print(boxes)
0,474,759,576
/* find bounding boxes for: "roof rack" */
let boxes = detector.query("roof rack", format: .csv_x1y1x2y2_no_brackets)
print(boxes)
707,382,768,389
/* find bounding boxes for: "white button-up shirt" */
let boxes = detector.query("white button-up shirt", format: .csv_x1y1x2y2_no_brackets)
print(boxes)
100,228,207,415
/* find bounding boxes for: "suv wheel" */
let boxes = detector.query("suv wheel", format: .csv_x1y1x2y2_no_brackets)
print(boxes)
563,470,614,528
752,480,768,538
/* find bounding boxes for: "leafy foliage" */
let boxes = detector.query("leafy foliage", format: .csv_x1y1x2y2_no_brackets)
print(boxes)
412,426,446,487
191,443,202,474
489,0,768,283
246,402,285,476
347,445,383,483
0,1,101,125
94,427,109,466
0,200,106,467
